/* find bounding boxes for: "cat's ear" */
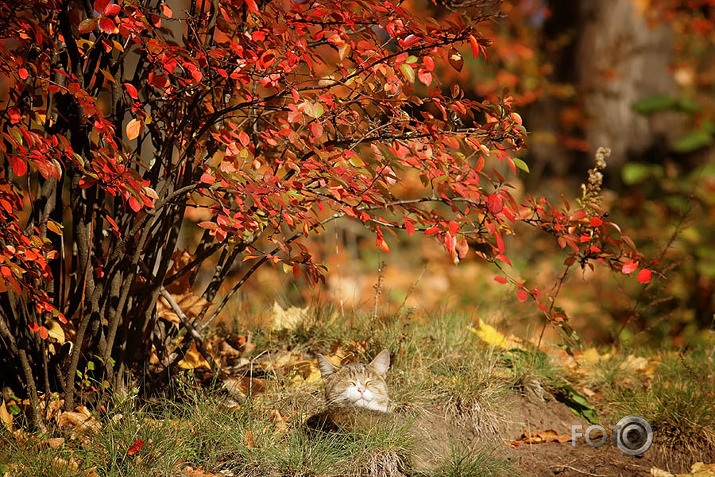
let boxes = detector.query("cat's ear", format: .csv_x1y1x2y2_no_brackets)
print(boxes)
369,349,390,377
317,354,337,378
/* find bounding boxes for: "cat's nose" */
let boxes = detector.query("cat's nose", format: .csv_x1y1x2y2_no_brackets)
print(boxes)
357,385,366,395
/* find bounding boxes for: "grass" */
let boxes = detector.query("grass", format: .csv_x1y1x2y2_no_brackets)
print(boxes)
1,310,713,476
600,348,715,460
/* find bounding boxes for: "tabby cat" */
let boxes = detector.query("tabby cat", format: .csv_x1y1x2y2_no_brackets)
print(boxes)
306,349,391,432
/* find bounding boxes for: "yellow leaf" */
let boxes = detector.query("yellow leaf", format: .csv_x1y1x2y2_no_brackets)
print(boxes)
471,320,508,349
126,118,143,140
177,341,210,369
1,400,13,431
270,302,309,331
47,319,66,344
576,348,604,367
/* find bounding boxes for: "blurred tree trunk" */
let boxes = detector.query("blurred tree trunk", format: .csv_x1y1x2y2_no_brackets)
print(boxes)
574,0,677,165
534,0,678,173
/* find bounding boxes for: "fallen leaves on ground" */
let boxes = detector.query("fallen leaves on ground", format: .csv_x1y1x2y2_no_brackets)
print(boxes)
223,376,266,400
270,302,309,331
58,406,102,440
651,462,715,477
510,428,573,446
244,429,259,449
177,341,211,370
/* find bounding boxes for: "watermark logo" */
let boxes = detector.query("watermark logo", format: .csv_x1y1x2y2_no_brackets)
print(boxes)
572,415,654,456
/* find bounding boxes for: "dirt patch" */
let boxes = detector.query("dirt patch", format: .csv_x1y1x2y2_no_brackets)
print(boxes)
489,394,694,476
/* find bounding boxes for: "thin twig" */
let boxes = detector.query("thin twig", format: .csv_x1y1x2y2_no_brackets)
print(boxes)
549,464,606,477
158,287,227,381
397,266,426,314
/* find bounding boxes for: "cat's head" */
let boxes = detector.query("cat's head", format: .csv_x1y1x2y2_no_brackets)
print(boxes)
316,349,390,412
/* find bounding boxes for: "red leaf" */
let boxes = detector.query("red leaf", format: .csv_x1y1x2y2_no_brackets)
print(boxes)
8,156,27,177
494,276,507,284
127,439,144,456
417,69,432,86
424,226,440,236
244,0,259,13
377,238,390,253
104,3,120,15
124,83,138,100
621,259,638,275
448,221,459,236
93,0,110,13
516,289,528,302
310,122,323,139
128,197,142,212
487,194,503,214
404,218,415,236
99,17,117,34
28,322,40,332
200,173,215,184
106,215,121,236
39,326,49,340
292,263,301,279
589,216,603,227
18,68,28,80
8,106,21,124
637,268,652,284
469,35,480,59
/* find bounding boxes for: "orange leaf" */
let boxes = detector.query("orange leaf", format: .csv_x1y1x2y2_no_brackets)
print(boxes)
200,172,215,184
244,429,259,448
160,3,173,18
126,118,143,140
46,220,63,235
494,276,507,284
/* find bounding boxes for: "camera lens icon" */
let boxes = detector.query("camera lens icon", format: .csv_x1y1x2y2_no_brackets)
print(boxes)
614,415,653,456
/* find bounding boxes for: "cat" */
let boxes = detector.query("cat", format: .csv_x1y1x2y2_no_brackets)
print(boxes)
306,349,392,432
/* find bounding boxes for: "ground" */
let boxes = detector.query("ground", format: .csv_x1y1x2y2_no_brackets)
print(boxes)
0,310,712,476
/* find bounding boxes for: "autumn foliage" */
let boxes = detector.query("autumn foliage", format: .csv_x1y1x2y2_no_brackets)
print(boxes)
0,0,650,426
